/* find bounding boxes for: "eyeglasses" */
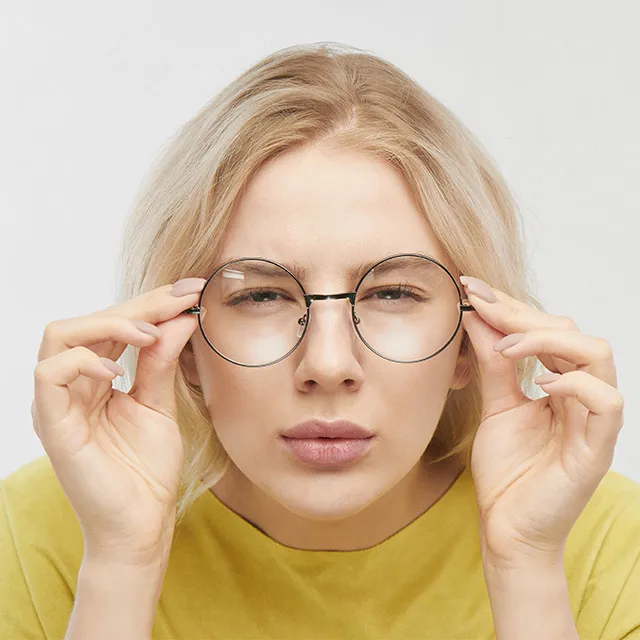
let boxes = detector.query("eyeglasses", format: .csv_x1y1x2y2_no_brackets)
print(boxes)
182,253,474,367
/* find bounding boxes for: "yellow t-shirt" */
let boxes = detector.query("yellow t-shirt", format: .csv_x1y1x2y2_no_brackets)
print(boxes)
1,455,639,640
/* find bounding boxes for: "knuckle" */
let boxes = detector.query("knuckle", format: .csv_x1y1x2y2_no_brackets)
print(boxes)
33,361,51,382
609,393,625,412
507,305,522,322
42,320,65,341
594,337,613,360
556,315,578,330
508,304,521,317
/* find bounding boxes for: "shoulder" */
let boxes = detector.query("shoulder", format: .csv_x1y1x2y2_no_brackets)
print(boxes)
1,455,84,561
2,454,72,513
569,468,640,554
567,468,640,637
582,467,640,530
0,456,84,637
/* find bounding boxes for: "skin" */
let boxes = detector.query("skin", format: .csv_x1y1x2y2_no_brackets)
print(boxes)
181,142,472,551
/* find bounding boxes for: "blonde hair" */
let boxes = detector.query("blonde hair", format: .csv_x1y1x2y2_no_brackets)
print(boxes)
115,41,544,527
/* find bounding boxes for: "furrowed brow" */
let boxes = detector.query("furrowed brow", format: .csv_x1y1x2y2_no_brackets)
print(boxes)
284,260,376,283
215,255,439,283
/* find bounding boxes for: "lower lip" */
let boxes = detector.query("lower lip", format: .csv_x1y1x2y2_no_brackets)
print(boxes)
280,436,375,467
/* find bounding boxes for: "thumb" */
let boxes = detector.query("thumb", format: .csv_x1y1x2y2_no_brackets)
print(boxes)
461,309,528,419
128,313,200,421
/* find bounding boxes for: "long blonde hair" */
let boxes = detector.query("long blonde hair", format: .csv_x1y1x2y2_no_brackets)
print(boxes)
114,42,543,526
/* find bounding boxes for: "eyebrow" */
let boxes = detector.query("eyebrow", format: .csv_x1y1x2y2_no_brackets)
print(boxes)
217,255,441,283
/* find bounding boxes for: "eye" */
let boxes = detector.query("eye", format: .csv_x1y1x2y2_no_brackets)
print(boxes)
227,288,289,306
375,286,419,301
360,283,427,303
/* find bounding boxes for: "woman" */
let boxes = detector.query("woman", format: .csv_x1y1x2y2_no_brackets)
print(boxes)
2,42,638,639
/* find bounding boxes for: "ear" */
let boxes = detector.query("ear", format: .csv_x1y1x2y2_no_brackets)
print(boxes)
450,334,472,391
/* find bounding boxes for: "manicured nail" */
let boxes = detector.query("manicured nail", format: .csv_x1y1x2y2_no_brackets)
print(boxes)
494,333,525,352
132,319,163,338
459,276,497,303
171,278,207,297
535,373,562,385
100,357,124,376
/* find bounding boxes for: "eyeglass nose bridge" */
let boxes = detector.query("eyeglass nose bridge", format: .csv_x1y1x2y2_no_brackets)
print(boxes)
300,292,361,329
304,292,357,304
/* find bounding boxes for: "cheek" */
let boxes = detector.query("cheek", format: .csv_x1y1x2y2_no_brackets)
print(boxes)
395,365,455,417
197,354,285,437
386,347,460,428
207,368,265,427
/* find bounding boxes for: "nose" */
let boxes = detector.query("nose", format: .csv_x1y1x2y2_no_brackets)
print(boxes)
292,297,364,392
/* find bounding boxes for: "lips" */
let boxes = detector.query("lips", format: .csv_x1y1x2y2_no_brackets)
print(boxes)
280,436,375,467
281,419,375,439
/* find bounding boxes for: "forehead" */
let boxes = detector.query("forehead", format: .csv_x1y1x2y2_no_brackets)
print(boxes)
216,254,451,287
218,145,453,276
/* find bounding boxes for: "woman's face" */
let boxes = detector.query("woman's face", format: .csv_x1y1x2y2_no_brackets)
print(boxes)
184,143,470,522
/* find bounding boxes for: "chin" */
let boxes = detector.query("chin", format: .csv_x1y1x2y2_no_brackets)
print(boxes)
263,475,384,521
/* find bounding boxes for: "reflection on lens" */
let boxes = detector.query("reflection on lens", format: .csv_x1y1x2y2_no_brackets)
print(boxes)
199,256,463,366
200,260,307,366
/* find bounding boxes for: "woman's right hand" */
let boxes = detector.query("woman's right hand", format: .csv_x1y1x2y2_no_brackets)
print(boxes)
31,277,207,566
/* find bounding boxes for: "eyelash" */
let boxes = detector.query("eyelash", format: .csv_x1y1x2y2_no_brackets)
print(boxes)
227,283,428,307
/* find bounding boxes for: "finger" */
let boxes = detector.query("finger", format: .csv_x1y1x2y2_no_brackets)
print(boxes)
127,311,201,421
535,370,624,454
461,307,529,419
38,314,162,362
36,315,163,406
38,278,207,362
33,347,124,451
495,329,617,388
459,276,577,332
459,276,580,374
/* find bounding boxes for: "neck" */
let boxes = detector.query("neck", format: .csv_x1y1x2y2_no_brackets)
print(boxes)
209,455,464,551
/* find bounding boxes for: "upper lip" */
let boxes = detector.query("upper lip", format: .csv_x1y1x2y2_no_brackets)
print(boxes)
281,419,375,439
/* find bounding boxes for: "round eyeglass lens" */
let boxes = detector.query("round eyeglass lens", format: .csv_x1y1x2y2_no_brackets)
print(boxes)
352,255,463,363
198,256,463,366
199,259,307,366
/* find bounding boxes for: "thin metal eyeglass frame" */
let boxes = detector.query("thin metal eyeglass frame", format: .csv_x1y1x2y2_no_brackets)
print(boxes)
182,252,475,368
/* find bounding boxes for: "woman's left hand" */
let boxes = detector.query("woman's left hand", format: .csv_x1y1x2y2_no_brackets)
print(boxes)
459,276,625,570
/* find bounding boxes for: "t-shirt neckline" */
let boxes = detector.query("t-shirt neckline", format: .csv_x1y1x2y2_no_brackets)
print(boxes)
201,464,472,556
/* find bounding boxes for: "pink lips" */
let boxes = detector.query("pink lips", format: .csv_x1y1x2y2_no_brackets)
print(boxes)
281,419,374,439
280,420,375,468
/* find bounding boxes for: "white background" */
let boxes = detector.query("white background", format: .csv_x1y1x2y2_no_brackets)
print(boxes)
1,1,638,482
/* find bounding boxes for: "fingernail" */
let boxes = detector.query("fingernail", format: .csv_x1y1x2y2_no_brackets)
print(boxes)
494,333,525,352
132,319,163,338
171,278,207,297
100,357,124,376
535,373,562,385
460,276,497,303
